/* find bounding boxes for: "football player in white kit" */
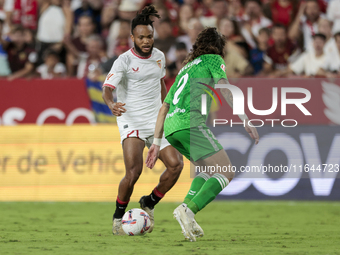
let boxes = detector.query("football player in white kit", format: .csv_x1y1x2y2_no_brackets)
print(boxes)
102,5,184,235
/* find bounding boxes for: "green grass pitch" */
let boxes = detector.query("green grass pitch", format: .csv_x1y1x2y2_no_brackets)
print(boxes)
0,201,339,255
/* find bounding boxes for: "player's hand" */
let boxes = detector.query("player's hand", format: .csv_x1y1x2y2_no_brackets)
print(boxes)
145,144,160,169
109,102,126,116
244,121,259,145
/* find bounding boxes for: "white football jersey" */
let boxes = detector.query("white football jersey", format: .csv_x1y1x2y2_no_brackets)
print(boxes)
103,48,166,131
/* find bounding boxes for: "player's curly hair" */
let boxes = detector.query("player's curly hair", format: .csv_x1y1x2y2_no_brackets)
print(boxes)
131,5,160,34
183,27,226,65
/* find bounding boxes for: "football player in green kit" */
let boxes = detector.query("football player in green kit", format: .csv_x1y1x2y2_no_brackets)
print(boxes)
145,27,260,242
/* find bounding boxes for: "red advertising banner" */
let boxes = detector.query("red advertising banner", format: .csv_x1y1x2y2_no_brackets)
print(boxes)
215,78,340,125
0,79,93,125
0,78,339,125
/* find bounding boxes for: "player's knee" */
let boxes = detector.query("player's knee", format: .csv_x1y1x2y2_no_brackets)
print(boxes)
125,168,142,185
168,159,184,176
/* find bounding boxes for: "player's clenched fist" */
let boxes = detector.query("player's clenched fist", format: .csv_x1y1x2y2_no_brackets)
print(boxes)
109,102,127,116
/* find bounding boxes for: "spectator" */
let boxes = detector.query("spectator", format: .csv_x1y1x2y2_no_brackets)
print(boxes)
4,26,36,80
330,32,340,73
219,17,249,58
249,27,270,74
38,0,73,41
64,14,96,75
101,0,119,36
0,0,5,21
224,46,254,78
36,50,66,79
263,0,298,27
316,18,337,55
200,0,228,27
117,0,143,20
154,19,176,55
37,0,73,64
73,15,96,52
162,0,179,23
228,0,244,21
6,0,38,31
178,4,194,34
77,34,107,79
167,18,203,63
2,0,12,35
74,0,102,32
166,42,188,89
183,0,200,11
0,18,11,76
288,0,324,50
327,0,340,34
195,0,214,18
107,19,132,58
263,24,298,77
241,0,273,49
23,27,35,48
289,33,333,77
106,1,139,57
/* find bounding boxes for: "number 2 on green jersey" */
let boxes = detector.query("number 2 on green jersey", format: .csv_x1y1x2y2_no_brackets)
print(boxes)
172,73,189,105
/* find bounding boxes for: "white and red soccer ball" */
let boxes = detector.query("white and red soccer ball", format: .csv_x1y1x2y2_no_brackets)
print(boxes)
122,209,151,236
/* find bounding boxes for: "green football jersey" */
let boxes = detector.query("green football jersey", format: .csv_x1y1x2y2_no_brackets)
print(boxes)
164,54,227,137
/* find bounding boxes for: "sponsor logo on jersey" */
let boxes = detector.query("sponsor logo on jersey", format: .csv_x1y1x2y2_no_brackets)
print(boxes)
106,73,114,80
157,60,162,68
178,58,202,75
132,67,139,72
220,64,225,72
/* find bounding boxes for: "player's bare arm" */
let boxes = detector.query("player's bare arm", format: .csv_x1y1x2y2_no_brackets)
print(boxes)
102,86,126,116
160,79,167,103
145,102,170,169
219,78,260,144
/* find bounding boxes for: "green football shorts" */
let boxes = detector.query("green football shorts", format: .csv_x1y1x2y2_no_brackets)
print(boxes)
166,125,223,162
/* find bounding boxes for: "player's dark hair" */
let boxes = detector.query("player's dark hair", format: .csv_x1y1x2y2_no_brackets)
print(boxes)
175,42,187,51
183,27,226,65
78,14,94,24
313,33,326,41
43,49,60,60
272,23,287,32
11,25,25,34
131,5,160,34
213,0,228,6
245,0,262,7
258,27,270,36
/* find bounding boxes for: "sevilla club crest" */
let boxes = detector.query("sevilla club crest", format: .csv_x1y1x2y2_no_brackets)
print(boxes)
157,60,162,68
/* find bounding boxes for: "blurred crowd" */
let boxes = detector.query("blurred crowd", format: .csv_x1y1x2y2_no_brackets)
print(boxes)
1,0,340,86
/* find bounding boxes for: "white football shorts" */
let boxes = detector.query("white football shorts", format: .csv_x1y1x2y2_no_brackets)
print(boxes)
119,127,171,151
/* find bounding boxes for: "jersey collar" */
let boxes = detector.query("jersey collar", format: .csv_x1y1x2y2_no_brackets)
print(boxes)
130,48,152,59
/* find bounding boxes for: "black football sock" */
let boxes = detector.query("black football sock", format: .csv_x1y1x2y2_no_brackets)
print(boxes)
143,188,165,209
113,196,129,219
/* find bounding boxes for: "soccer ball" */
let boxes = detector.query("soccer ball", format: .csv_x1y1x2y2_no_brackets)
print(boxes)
122,208,151,236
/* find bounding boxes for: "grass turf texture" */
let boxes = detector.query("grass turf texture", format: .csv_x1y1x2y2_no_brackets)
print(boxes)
0,202,339,255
